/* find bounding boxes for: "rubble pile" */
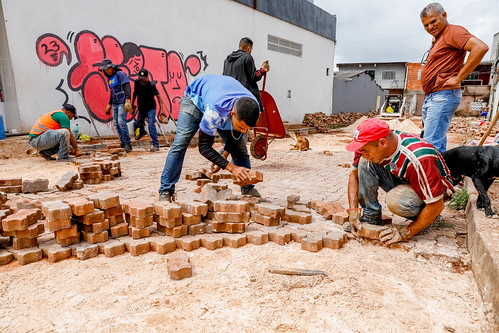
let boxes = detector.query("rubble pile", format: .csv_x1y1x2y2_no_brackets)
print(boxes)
302,111,378,132
448,116,498,139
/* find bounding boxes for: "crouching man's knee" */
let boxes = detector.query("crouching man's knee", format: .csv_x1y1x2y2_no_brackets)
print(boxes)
385,184,424,219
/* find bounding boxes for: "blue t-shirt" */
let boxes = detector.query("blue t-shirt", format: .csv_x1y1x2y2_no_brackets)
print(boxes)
185,75,258,136
108,70,130,105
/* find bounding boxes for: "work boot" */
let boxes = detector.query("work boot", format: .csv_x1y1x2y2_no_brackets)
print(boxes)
124,144,133,153
57,156,76,162
241,187,261,198
159,192,173,202
360,215,383,225
120,142,125,148
39,150,55,161
150,146,159,152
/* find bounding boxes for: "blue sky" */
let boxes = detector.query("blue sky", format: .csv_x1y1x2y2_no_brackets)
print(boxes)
314,0,499,65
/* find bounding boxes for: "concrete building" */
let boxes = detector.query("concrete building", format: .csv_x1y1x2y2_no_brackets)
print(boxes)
489,32,499,120
0,0,336,136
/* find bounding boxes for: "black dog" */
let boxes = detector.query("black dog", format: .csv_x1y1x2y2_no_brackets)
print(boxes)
442,146,499,217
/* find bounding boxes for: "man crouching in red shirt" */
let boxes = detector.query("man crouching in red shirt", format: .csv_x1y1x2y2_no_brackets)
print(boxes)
345,118,454,245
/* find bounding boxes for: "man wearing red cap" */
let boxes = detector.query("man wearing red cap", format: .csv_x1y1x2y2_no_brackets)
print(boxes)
345,118,454,244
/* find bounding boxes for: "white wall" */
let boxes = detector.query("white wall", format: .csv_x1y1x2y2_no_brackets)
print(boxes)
1,0,335,135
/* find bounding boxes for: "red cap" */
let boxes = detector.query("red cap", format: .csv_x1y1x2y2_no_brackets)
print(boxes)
346,118,390,151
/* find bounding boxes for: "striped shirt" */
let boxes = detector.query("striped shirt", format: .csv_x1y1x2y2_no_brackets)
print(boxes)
354,131,454,204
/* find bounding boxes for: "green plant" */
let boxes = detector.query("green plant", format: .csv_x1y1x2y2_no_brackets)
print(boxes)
448,187,469,210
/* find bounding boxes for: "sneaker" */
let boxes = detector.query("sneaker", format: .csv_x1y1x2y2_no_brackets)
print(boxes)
124,144,133,153
150,146,159,152
360,215,383,225
39,151,55,161
57,157,76,162
241,187,261,198
159,192,173,202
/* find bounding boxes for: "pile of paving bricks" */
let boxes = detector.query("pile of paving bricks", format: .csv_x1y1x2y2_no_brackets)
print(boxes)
302,111,378,132
184,168,261,194
0,189,350,280
78,160,122,185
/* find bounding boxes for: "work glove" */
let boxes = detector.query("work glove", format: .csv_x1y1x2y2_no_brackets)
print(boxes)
261,60,270,72
105,104,112,116
379,224,411,245
124,100,134,115
346,208,362,237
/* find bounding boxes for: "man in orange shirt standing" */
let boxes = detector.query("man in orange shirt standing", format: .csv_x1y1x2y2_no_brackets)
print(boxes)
420,2,488,153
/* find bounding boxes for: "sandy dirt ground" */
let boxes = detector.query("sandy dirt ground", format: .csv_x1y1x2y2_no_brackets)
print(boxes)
0,130,495,332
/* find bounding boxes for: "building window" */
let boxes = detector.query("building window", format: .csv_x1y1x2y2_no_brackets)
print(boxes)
466,71,479,80
382,71,396,80
268,35,302,57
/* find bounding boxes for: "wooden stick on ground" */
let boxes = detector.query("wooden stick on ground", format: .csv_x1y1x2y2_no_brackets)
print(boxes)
267,266,327,276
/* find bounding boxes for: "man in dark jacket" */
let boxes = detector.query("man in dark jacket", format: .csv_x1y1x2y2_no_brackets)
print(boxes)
223,37,269,109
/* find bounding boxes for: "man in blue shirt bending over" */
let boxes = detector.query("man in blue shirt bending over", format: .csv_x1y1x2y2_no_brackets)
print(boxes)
159,75,261,202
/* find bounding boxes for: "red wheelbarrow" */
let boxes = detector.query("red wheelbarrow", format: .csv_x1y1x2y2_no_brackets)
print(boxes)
250,74,286,160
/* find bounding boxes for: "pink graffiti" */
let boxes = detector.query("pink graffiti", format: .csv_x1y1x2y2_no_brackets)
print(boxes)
36,30,205,123
35,33,72,67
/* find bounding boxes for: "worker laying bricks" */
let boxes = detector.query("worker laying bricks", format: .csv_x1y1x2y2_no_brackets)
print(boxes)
28,104,79,162
159,75,260,202
345,118,454,245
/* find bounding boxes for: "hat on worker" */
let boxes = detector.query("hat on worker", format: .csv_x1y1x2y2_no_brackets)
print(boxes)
98,58,118,71
345,118,390,151
62,103,78,119
138,69,149,79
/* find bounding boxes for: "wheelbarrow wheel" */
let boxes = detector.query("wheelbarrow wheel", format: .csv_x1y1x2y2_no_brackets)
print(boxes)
250,135,267,160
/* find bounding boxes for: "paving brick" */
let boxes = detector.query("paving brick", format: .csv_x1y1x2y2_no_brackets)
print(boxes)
82,178,103,185
176,236,201,251
15,221,44,239
2,209,41,232
196,179,212,187
311,200,326,212
181,213,201,226
149,235,177,254
180,202,209,217
0,249,13,265
0,185,22,194
209,184,228,191
13,237,38,250
287,195,300,209
185,171,203,180
54,224,79,242
120,237,151,256
283,210,312,224
245,231,269,245
254,203,285,218
269,230,292,245
210,221,246,233
78,164,101,173
71,180,84,190
125,201,154,218
213,201,249,213
98,240,126,258
332,211,349,225
80,172,104,180
110,222,129,238
284,227,309,243
45,217,72,232
153,202,182,219
22,178,49,193
251,212,280,226
87,193,121,210
213,211,250,223
129,215,154,228
323,230,347,250
13,247,43,265
39,241,73,262
82,219,110,234
167,251,192,280
108,214,125,226
223,234,247,248
157,216,182,228
188,223,206,236
63,198,94,216
199,234,224,250
55,171,79,191
319,202,345,219
42,202,72,221
71,243,99,260
358,224,385,240
160,224,188,238
103,205,123,218
0,191,7,205
82,230,109,244
301,234,324,252
128,226,151,239
0,178,22,186
77,209,105,225
292,204,311,214
233,170,263,186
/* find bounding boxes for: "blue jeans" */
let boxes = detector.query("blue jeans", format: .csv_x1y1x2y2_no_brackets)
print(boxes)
134,109,159,147
29,129,70,159
159,96,253,194
358,158,424,220
113,104,131,145
422,89,461,153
